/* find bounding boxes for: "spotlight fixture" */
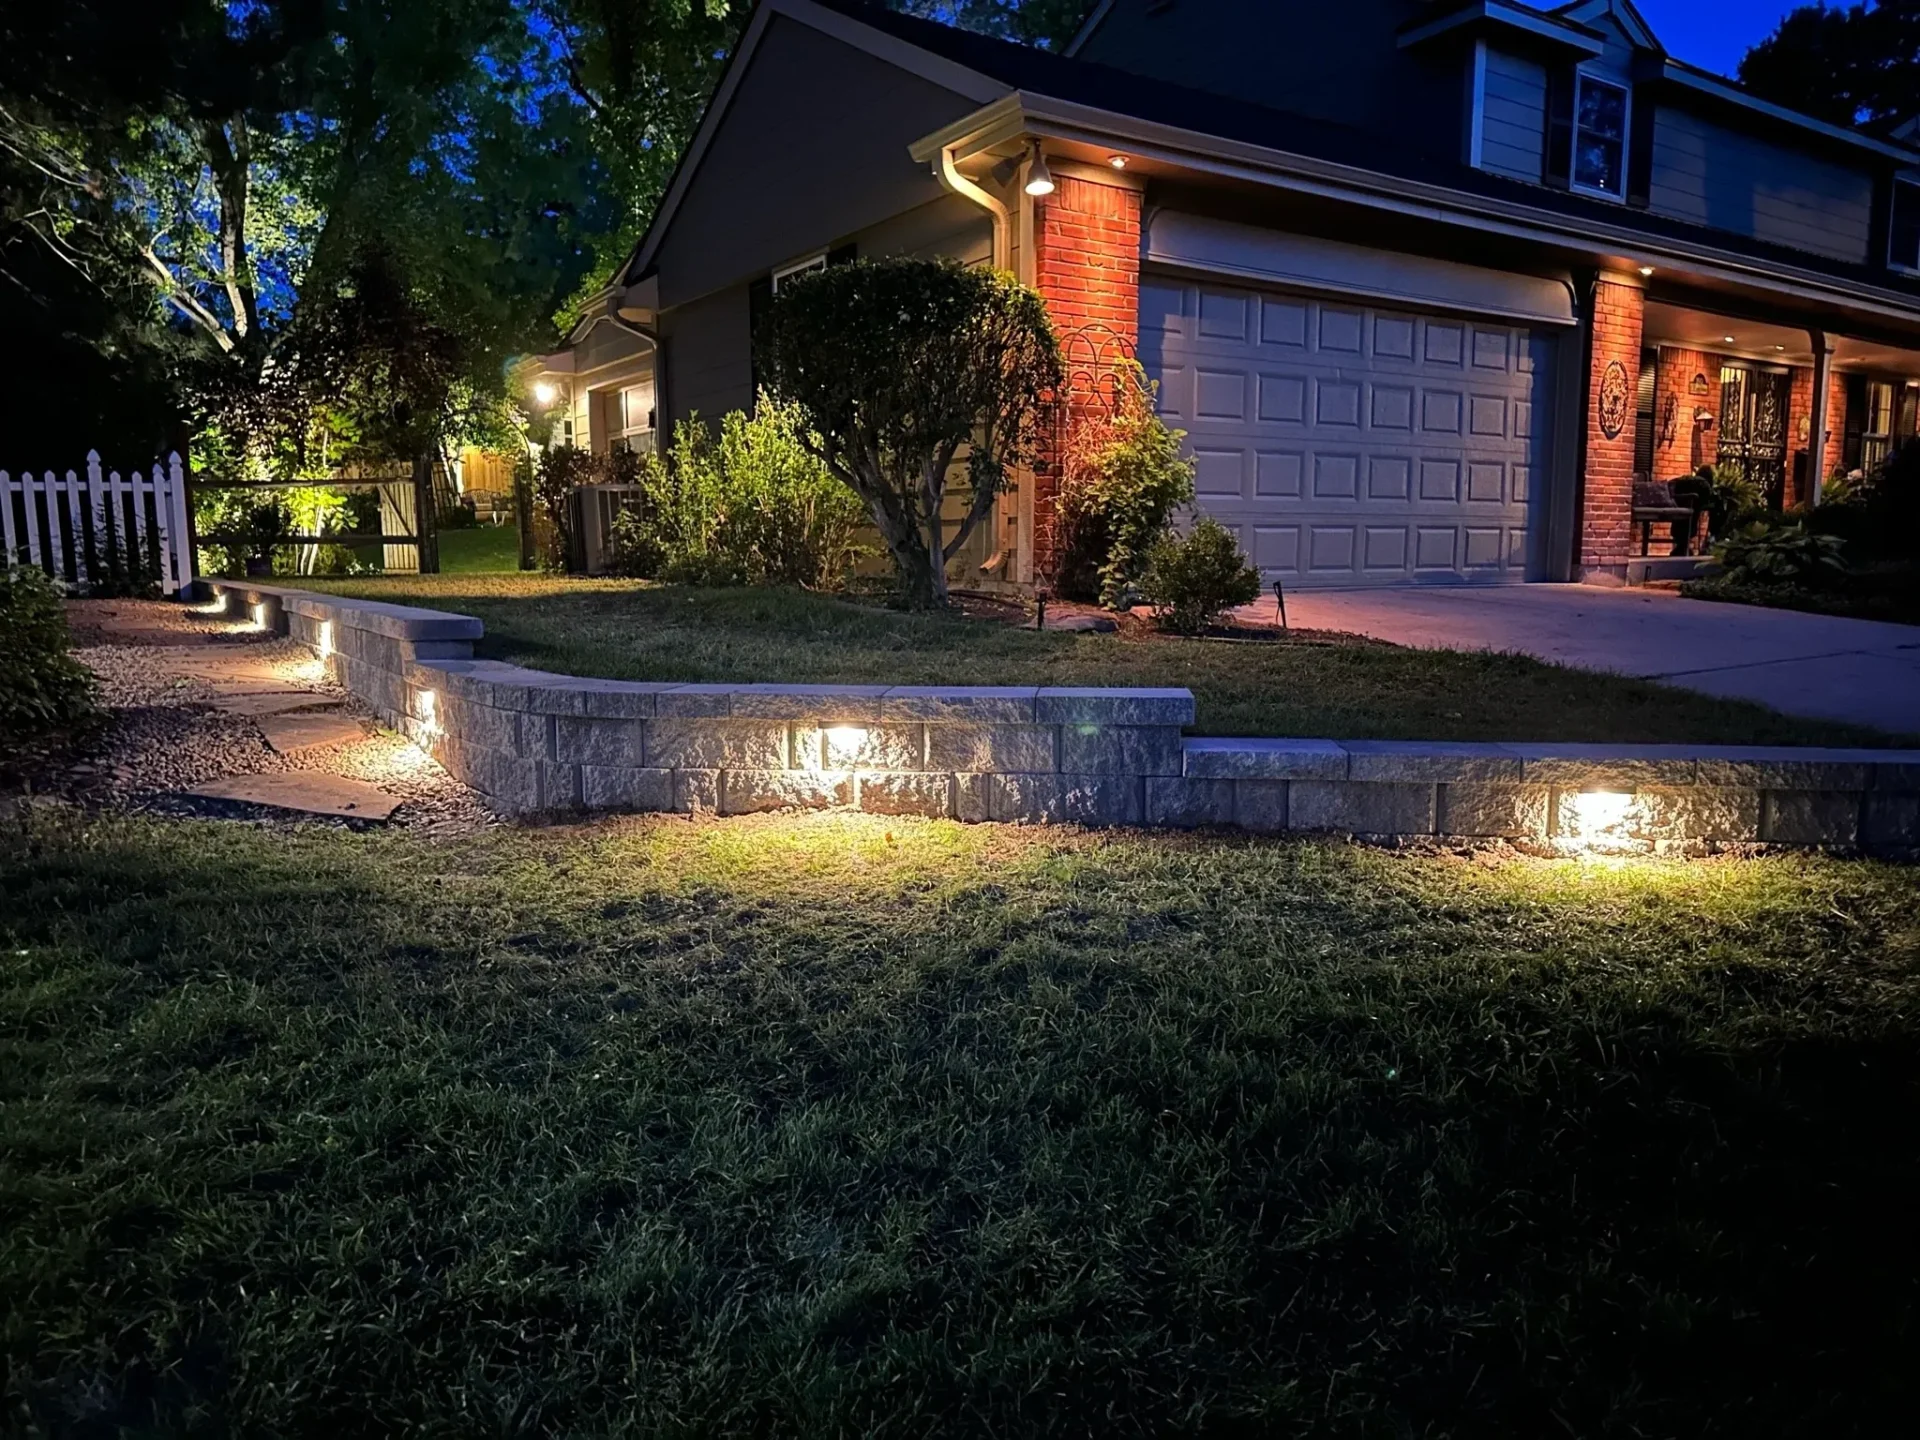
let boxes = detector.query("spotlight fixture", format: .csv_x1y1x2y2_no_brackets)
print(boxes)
533,381,557,405
1108,154,1129,169
1638,265,1655,276
1023,142,1055,197
1723,335,1736,344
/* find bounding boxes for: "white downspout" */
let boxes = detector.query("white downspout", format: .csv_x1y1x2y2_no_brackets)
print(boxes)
936,144,1010,271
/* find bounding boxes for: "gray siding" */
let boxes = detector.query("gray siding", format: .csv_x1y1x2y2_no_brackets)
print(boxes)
664,285,752,429
853,193,994,267
1647,107,1875,262
651,15,985,309
1480,48,1546,184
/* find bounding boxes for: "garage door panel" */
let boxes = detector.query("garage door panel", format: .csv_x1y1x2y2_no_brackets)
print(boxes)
1141,275,1554,587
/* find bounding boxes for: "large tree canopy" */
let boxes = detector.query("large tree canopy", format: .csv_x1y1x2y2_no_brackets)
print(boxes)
1740,2,1920,129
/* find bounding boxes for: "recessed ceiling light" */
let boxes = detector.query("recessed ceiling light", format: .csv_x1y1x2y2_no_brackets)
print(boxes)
1639,265,1655,276
1723,335,1736,344
1108,154,1128,169
1773,344,1786,351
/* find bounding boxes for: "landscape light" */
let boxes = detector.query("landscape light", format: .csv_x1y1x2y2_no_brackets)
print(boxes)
823,725,869,768
414,688,442,744
1024,143,1055,197
316,620,334,661
251,602,270,630
1561,790,1636,850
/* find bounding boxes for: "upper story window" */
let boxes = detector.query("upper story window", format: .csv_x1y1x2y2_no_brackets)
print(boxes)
1572,73,1629,199
1889,177,1920,272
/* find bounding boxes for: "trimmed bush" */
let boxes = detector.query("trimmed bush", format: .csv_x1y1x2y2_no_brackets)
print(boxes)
1714,518,1847,586
0,566,99,742
1141,518,1262,635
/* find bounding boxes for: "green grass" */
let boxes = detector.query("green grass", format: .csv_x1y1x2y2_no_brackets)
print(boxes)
305,575,1905,746
4,810,1917,1434
435,524,523,573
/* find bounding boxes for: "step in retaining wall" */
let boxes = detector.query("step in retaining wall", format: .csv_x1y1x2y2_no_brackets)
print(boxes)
206,581,1920,851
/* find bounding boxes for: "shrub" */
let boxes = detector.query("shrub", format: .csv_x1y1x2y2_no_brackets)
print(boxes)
1681,463,1767,539
532,445,592,571
764,257,1061,608
1053,361,1195,608
1141,517,1262,635
1714,518,1848,585
0,565,99,742
607,397,867,589
197,494,293,578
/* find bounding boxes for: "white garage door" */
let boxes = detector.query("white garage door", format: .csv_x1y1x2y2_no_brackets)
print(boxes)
1140,276,1556,586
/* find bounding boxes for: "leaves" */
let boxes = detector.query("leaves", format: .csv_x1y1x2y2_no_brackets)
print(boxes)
762,257,1062,608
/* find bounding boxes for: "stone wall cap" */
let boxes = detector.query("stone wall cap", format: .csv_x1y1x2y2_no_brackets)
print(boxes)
1037,686,1196,725
881,685,1040,721
728,683,891,720
1183,737,1348,779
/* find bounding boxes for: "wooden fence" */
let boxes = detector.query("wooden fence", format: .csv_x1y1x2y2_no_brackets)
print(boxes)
1,452,195,596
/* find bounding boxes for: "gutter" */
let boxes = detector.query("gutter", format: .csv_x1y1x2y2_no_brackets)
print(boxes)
915,92,1920,332
932,143,1011,271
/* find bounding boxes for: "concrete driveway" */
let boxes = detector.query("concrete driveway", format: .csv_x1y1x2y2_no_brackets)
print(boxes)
1263,585,1920,735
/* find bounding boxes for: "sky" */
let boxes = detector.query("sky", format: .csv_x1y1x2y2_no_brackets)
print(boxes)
1632,0,1809,79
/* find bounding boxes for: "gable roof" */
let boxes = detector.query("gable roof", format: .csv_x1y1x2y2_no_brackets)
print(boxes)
619,0,1920,317
1552,0,1662,54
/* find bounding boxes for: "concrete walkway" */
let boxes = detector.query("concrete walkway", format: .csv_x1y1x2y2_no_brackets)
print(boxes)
1260,585,1920,736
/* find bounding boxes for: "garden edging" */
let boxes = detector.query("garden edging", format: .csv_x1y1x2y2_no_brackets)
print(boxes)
204,580,1920,851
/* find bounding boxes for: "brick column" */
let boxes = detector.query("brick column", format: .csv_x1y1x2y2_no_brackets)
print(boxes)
1579,276,1646,580
1031,169,1143,578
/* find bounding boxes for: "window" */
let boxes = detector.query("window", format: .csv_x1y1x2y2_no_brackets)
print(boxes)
1571,73,1629,199
608,380,655,454
771,252,827,293
1890,177,1920,271
1861,379,1896,474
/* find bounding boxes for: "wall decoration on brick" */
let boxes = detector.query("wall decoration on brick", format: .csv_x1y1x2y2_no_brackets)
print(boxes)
1598,360,1631,439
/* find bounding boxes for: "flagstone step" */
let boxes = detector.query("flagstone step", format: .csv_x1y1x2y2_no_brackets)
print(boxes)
181,773,401,820
258,711,367,752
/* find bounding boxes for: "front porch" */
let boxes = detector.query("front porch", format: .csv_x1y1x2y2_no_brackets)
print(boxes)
1581,277,1920,581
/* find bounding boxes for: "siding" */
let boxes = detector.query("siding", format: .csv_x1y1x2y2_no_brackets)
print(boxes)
1480,48,1546,183
1647,107,1875,263
664,285,752,429
651,15,985,310
851,193,994,267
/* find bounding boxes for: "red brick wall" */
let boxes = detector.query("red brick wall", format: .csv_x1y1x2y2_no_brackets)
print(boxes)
1032,171,1142,574
1785,364,1848,499
1581,277,1645,575
1653,346,1724,477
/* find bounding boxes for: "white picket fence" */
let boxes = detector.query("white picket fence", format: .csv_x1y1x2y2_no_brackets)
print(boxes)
1,451,194,596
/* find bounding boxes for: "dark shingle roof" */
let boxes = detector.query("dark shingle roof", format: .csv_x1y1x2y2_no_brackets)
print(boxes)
806,0,1920,301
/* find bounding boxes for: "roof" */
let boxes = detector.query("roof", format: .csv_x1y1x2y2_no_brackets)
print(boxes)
801,0,1920,300
624,0,1920,313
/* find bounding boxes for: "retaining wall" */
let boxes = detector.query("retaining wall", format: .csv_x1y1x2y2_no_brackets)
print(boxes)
208,581,1920,851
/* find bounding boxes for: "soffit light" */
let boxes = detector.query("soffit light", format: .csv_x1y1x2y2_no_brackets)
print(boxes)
1024,143,1055,197
1723,335,1736,344
1638,265,1655,276
1108,154,1128,169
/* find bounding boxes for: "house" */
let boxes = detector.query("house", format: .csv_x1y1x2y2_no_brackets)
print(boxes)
532,0,1920,589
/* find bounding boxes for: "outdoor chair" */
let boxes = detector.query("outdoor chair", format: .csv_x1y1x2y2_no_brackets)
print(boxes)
1632,478,1701,557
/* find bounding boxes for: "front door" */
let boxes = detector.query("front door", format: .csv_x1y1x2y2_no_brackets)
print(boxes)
1717,364,1792,507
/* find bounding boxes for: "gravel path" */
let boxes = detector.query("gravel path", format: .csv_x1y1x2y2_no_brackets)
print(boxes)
16,605,497,835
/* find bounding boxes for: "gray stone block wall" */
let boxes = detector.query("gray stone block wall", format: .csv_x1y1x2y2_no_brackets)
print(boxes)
209,582,1920,853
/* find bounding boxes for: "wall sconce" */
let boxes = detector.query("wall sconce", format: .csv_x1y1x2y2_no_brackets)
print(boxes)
1023,142,1055,197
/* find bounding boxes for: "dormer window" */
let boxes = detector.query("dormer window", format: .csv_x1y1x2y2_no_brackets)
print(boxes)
1571,73,1629,199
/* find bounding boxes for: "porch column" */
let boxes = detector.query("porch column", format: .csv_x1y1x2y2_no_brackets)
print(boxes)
1577,273,1646,582
1807,329,1834,505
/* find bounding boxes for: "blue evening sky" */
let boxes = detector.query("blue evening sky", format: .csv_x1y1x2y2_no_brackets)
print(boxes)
1633,0,1807,79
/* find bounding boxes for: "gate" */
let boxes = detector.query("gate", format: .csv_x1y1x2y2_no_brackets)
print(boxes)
1,452,195,595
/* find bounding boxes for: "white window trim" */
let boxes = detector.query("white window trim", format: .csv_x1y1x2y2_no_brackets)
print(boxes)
608,380,656,453
771,252,828,293
1888,176,1920,274
1568,69,1631,202
1466,39,1488,169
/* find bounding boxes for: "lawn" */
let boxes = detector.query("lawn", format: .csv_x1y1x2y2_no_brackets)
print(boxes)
3,809,1916,1434
305,574,1905,746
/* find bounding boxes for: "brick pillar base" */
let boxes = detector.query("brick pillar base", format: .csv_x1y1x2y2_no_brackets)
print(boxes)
1579,276,1646,581
1032,170,1142,581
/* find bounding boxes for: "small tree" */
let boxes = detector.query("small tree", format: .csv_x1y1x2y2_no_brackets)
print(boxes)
763,258,1062,608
